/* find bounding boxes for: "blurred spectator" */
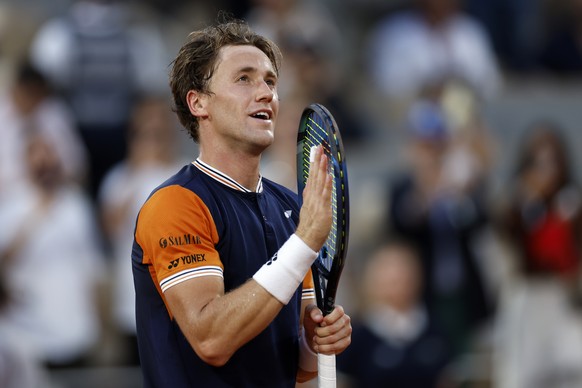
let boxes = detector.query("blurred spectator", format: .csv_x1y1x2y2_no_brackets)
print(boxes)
0,130,105,368
493,122,582,388
387,97,492,358
367,0,501,106
337,240,454,388
246,0,343,69
0,61,88,194
539,0,582,75
0,268,52,387
29,0,169,196
466,0,545,72
97,96,185,365
497,123,581,279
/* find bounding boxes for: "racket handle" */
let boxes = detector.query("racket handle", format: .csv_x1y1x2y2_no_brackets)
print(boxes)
317,353,336,388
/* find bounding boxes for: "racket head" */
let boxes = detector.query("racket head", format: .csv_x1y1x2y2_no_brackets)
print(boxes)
296,103,350,316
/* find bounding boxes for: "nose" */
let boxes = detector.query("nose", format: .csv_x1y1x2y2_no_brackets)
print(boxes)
256,80,275,102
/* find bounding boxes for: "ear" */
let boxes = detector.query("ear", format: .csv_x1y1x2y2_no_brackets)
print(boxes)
186,90,209,119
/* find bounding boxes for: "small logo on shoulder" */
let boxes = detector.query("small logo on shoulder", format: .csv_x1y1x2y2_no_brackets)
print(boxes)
166,254,207,270
284,210,292,219
159,234,202,249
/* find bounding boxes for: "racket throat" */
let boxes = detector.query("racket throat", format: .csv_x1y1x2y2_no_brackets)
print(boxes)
312,264,335,316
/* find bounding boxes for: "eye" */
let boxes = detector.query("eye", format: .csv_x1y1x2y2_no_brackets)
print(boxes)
265,78,277,88
237,75,250,82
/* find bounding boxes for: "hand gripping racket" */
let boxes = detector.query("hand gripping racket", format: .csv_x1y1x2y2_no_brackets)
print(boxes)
296,103,350,388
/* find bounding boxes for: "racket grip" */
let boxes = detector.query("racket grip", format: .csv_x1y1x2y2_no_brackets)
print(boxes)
317,353,336,388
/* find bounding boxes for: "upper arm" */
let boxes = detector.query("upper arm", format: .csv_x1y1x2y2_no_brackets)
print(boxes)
164,271,281,366
135,184,222,310
164,274,225,338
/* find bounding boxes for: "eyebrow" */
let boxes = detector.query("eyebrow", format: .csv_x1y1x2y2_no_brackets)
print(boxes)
237,66,278,79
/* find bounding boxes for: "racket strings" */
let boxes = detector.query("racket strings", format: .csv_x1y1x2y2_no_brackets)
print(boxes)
301,115,342,272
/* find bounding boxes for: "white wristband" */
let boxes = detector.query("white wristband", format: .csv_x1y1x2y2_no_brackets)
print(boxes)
298,326,318,372
253,234,317,304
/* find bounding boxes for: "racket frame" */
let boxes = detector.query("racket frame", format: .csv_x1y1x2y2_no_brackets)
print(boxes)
296,103,350,388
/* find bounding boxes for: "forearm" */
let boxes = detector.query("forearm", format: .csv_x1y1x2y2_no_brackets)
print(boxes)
168,234,317,366
180,279,284,366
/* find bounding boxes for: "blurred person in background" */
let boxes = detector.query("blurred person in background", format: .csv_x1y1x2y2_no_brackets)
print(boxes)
245,0,342,70
539,0,582,75
337,240,454,388
493,122,582,388
98,95,186,365
465,0,545,72
0,130,105,369
0,268,52,388
366,0,501,110
0,61,87,194
28,0,168,197
387,97,492,361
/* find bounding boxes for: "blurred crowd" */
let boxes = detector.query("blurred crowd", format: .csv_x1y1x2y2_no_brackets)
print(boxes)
1,0,582,387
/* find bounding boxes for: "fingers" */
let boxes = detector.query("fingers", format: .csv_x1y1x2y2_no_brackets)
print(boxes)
312,305,352,355
308,145,322,187
302,304,322,336
296,145,333,252
304,145,328,196
305,304,324,324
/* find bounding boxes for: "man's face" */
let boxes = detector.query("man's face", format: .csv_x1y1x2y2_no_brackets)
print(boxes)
201,44,279,155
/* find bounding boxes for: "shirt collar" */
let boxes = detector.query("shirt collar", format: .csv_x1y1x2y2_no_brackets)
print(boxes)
193,159,263,193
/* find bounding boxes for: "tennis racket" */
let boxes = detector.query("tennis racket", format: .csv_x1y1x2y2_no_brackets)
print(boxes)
296,103,350,388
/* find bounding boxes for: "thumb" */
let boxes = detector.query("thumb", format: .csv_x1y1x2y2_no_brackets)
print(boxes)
303,304,323,336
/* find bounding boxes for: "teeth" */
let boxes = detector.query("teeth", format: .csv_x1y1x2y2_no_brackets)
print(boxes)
253,112,269,120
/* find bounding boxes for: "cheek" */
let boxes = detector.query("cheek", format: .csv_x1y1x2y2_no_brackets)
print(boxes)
272,95,280,118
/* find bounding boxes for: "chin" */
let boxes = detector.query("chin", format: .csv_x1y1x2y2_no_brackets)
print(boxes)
249,136,274,155
258,129,275,145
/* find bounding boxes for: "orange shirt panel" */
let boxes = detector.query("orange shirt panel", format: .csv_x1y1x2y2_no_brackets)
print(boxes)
302,268,315,300
135,185,222,293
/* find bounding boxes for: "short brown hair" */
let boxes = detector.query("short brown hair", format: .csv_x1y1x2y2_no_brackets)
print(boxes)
169,18,282,142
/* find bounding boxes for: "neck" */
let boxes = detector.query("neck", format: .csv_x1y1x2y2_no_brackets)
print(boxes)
198,148,262,191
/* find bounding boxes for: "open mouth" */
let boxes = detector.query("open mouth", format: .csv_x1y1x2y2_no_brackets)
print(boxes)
250,111,271,120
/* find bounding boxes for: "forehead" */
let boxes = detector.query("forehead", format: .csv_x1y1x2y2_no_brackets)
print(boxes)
215,45,276,75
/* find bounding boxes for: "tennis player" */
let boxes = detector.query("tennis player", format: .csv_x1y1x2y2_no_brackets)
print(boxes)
131,18,352,387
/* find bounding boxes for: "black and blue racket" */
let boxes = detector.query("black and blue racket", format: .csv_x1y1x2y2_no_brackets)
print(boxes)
296,103,350,388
